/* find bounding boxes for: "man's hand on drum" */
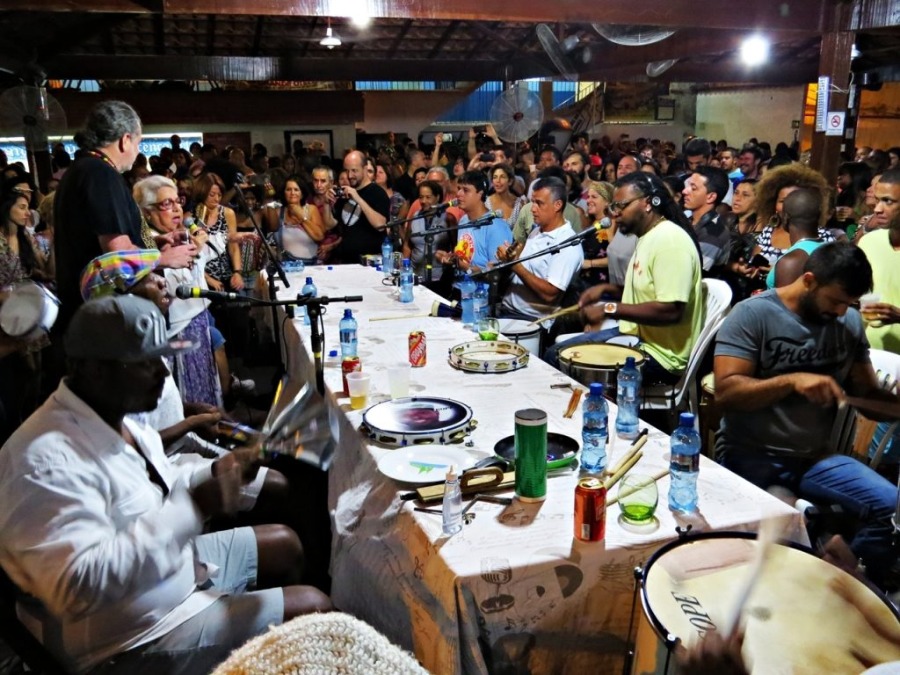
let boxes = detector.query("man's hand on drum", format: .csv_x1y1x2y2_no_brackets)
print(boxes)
578,283,620,308
790,373,845,407
676,629,748,675
496,241,519,263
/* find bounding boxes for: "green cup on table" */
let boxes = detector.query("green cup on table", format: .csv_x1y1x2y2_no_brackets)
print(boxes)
617,473,659,524
476,317,500,341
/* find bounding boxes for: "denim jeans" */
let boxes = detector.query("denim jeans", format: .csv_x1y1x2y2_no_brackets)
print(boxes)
722,449,898,584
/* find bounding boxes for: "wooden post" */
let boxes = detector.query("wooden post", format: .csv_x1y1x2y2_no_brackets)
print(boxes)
808,29,854,184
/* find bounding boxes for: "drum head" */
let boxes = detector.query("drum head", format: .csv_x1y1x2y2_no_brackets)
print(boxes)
0,282,58,338
641,533,900,673
559,343,644,367
499,318,541,338
362,397,474,447
493,433,578,470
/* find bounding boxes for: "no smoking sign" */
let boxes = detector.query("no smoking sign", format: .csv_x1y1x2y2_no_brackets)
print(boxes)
825,111,845,136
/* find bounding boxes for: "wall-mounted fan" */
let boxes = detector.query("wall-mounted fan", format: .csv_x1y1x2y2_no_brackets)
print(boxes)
592,24,676,47
489,84,544,144
0,85,68,160
536,24,592,82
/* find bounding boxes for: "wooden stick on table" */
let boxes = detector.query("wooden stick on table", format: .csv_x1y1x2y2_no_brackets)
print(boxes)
603,450,643,491
369,313,432,322
607,468,668,506
602,431,649,480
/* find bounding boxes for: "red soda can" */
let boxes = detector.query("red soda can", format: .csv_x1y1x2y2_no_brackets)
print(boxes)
409,331,427,367
342,356,361,395
574,477,606,542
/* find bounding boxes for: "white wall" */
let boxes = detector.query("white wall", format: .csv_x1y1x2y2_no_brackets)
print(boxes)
695,86,805,147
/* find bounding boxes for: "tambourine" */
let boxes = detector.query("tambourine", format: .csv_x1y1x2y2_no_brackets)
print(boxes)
360,396,476,447
0,281,60,340
448,340,529,373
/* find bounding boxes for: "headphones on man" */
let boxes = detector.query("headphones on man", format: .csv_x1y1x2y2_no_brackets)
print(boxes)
637,173,664,208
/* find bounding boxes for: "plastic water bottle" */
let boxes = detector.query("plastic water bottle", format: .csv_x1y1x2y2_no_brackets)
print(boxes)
339,309,358,358
459,272,476,327
615,356,642,440
669,412,701,513
300,276,317,325
442,465,463,536
382,237,394,278
581,383,609,473
473,282,489,323
399,258,414,303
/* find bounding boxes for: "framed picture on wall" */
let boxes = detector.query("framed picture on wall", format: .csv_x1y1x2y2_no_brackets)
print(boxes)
656,97,676,121
284,130,334,158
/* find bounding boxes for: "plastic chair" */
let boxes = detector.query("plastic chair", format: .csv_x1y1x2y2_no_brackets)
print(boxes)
854,348,900,469
640,279,732,419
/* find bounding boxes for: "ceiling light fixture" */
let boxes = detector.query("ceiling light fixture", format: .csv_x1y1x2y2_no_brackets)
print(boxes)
740,34,770,67
319,20,342,49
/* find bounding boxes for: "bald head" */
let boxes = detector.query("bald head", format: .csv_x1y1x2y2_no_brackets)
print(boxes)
344,150,369,188
783,188,820,233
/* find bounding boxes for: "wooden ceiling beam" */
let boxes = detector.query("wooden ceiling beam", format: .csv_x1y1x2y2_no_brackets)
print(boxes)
1,0,832,31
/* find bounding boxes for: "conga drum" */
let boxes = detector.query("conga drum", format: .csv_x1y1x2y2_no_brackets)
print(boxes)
558,343,645,390
630,532,900,674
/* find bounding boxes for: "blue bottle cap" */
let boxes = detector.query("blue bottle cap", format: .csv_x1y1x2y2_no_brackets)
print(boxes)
327,266,333,270
625,356,636,367
328,349,338,358
343,308,352,318
679,412,695,427
589,382,604,397
305,277,313,285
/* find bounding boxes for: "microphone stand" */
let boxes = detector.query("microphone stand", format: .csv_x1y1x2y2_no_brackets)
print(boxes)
231,180,290,376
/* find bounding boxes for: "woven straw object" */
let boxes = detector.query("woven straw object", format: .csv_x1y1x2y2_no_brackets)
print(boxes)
210,612,430,675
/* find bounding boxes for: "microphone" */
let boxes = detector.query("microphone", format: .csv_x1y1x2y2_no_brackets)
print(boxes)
420,198,458,216
464,209,503,228
175,285,242,302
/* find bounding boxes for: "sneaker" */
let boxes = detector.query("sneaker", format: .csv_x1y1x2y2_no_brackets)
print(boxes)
230,376,257,396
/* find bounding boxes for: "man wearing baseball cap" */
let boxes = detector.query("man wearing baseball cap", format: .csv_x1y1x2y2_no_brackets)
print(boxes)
0,295,331,674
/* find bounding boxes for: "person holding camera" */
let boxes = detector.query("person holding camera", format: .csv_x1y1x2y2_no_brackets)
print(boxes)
332,150,391,264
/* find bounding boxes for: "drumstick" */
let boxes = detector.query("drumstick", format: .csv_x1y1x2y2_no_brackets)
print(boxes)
603,450,643,491
607,468,667,506
369,313,432,322
603,430,649,479
720,514,791,638
528,304,580,326
563,388,583,418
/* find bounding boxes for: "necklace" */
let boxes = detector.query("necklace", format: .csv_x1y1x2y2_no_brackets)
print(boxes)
87,150,118,171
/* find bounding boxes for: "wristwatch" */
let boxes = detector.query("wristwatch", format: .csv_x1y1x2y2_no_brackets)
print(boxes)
603,302,618,316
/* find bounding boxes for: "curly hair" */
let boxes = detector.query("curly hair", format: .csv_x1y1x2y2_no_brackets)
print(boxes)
754,163,830,229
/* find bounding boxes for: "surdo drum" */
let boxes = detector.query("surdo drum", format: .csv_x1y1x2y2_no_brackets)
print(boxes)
558,343,645,390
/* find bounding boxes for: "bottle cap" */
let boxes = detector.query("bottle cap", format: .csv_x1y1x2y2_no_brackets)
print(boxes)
328,349,338,357
589,382,604,397
343,308,352,318
305,277,313,285
446,464,457,481
679,412,695,427
625,356,635,367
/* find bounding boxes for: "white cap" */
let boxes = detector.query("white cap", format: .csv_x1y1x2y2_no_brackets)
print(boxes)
446,464,457,481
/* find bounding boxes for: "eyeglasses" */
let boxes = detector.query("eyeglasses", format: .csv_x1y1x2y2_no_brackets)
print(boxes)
605,195,645,215
150,199,179,211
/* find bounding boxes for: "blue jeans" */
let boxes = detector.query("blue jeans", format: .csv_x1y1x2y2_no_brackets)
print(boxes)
543,328,681,386
722,449,897,584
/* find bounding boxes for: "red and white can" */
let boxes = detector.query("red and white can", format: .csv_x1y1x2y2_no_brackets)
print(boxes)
574,477,606,542
341,356,361,395
409,331,427,367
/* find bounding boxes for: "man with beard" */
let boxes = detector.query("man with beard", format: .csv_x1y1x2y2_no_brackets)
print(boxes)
545,172,703,385
334,150,390,264
714,243,898,586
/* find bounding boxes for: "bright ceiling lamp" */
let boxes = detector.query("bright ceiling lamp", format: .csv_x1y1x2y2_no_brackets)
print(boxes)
740,34,770,67
319,20,342,49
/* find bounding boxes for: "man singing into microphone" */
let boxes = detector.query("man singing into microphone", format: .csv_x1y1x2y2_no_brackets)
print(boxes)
402,180,457,282
496,176,584,323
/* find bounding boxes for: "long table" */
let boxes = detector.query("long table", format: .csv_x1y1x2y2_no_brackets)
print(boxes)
276,265,805,674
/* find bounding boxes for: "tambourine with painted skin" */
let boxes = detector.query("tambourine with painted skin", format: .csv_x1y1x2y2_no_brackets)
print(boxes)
361,396,476,447
448,340,529,373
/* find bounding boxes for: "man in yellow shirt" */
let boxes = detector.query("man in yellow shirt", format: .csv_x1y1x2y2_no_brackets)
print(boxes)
858,169,900,353
545,172,704,384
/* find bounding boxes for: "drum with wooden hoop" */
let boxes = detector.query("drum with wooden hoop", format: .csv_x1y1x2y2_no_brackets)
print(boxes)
499,319,542,356
558,343,645,389
448,340,529,373
360,396,476,447
0,281,59,340
630,532,900,675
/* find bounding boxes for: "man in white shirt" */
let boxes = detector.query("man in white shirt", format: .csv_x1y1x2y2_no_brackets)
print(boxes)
498,176,584,321
0,296,330,674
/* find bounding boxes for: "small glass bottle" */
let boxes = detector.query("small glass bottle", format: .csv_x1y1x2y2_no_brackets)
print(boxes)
442,465,463,535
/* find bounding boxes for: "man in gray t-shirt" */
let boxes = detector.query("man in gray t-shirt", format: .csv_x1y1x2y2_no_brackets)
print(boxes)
714,244,898,585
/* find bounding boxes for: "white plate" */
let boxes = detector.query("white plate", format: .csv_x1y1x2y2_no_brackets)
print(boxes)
377,445,476,484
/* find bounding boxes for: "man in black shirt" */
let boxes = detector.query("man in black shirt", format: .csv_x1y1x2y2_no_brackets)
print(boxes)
334,150,390,264
55,100,195,326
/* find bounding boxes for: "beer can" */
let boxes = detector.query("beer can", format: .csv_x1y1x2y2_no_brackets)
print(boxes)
341,356,361,395
574,477,606,542
409,331,427,367
514,408,548,502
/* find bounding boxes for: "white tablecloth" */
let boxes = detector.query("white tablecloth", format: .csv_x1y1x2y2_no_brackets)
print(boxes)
275,265,806,674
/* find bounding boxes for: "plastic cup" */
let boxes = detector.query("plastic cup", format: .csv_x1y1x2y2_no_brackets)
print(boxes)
387,363,411,399
617,473,659,524
476,317,500,341
346,372,371,410
860,293,882,327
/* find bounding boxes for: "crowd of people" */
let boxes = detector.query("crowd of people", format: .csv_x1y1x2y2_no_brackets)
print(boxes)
0,97,898,672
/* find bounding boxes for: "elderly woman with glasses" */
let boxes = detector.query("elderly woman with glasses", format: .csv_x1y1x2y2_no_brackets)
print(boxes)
134,175,227,407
